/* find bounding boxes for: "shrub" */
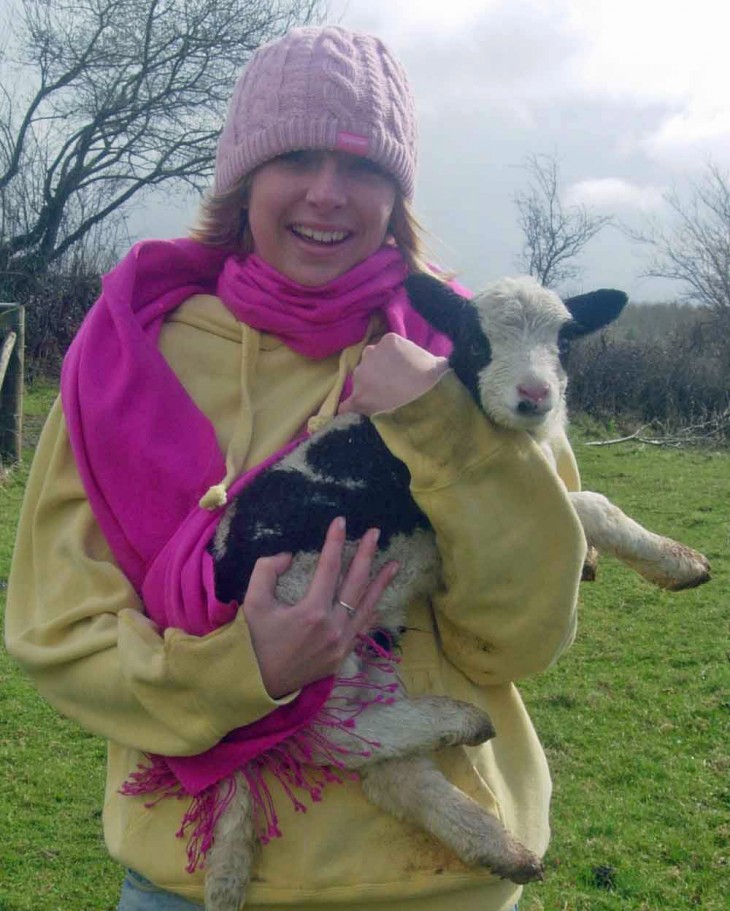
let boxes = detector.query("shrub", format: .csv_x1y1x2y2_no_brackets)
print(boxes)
567,305,730,436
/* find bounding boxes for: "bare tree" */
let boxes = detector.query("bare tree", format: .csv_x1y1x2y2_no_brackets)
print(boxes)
0,0,323,295
513,153,612,289
630,163,730,322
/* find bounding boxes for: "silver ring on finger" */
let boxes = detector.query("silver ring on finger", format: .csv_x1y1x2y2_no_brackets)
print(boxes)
335,598,356,618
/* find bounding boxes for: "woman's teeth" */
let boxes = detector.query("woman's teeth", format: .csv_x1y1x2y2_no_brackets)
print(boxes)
291,225,349,244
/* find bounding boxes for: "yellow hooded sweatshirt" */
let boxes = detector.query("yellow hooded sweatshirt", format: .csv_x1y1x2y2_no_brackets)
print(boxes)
5,293,585,911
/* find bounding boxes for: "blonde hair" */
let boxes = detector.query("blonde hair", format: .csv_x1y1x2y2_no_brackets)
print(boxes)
188,178,254,252
188,177,439,277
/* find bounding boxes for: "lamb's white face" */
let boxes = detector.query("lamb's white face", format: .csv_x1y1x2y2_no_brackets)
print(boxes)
473,278,571,435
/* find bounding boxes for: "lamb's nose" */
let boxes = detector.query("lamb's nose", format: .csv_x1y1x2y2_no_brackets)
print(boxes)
517,382,550,405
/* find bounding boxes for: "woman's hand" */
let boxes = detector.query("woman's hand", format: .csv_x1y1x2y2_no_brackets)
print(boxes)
338,333,449,416
241,517,399,699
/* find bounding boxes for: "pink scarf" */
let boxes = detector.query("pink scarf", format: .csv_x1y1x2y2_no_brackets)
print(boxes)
218,251,412,358
61,237,451,868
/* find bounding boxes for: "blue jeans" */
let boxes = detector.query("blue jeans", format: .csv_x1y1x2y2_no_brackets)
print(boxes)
117,869,203,910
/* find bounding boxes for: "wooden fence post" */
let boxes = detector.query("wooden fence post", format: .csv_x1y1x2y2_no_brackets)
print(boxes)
0,303,25,465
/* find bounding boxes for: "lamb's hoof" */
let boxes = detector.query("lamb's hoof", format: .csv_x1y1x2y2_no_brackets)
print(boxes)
453,799,544,884
661,548,711,591
663,570,711,591
581,546,599,582
447,700,496,747
505,853,545,884
485,846,545,884
420,696,496,747
631,542,711,591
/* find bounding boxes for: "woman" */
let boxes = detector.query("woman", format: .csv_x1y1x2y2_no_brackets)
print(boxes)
5,25,586,911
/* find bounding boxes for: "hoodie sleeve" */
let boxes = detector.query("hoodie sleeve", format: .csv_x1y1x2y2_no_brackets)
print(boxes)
4,398,292,757
372,370,586,685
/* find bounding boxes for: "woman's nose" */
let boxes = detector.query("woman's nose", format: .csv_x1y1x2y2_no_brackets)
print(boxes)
304,158,347,208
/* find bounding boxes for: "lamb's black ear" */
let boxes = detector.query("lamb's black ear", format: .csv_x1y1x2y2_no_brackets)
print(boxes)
404,273,472,340
405,272,492,407
563,289,628,337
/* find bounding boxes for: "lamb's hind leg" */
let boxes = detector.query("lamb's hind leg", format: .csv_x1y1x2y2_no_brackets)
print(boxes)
204,772,256,911
360,756,544,884
570,490,711,590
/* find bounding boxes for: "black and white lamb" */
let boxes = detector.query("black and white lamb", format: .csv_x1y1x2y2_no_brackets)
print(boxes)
204,273,710,911
404,274,711,592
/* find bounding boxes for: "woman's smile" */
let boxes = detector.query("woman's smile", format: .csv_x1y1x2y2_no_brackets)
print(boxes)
289,224,353,245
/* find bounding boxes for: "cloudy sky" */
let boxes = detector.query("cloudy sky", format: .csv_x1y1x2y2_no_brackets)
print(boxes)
148,0,730,302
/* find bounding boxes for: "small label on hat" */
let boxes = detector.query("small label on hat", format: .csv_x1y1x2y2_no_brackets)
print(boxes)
334,132,370,155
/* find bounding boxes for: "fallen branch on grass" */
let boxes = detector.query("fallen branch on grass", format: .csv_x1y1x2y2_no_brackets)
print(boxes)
586,413,730,447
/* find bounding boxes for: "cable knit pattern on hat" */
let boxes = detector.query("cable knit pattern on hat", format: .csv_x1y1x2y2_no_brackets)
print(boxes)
214,26,417,198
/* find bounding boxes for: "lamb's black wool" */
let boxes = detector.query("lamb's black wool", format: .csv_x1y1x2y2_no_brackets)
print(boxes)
210,417,430,605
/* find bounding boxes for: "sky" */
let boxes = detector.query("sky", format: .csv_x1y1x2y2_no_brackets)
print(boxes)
143,0,730,302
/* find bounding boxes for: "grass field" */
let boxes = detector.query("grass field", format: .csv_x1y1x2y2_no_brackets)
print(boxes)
1,386,727,910
520,434,728,910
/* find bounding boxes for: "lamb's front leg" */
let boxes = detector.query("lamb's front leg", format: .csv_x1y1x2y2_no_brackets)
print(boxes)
569,490,711,590
311,664,496,769
350,693,496,764
320,693,496,768
360,756,544,884
308,650,496,768
204,772,256,911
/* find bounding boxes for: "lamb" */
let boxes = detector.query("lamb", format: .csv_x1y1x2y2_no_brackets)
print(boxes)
404,274,711,592
203,273,710,911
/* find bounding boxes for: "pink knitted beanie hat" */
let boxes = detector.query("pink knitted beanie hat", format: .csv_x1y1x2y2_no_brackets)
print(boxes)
214,26,418,200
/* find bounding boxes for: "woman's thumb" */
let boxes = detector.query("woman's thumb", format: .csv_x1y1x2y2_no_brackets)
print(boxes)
245,552,293,607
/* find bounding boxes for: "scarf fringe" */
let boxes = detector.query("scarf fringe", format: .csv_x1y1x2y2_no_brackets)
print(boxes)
120,632,401,873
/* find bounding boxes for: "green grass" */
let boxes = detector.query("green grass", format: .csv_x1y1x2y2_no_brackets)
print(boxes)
1,389,728,910
521,432,729,911
0,383,120,911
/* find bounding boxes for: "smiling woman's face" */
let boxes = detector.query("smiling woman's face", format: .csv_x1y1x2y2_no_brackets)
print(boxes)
246,150,398,287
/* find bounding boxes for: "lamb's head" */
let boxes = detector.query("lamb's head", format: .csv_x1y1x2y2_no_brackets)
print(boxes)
404,274,628,436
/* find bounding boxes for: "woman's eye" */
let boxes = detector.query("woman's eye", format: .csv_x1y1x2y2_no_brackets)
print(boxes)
278,150,320,168
348,157,387,178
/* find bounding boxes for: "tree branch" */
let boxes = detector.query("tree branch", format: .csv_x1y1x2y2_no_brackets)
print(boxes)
514,153,612,289
0,0,325,287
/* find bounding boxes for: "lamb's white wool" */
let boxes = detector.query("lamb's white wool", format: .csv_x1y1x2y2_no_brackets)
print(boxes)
473,278,570,436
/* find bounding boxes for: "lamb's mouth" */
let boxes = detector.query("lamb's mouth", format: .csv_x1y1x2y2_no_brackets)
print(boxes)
516,400,551,417
290,225,351,245
512,406,551,429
